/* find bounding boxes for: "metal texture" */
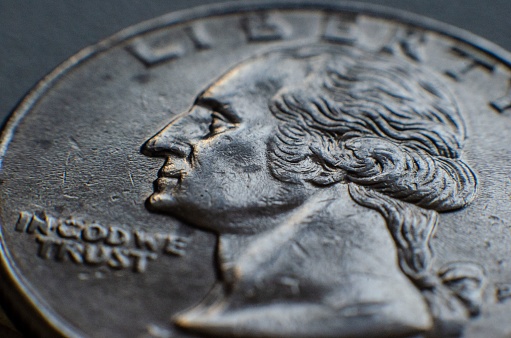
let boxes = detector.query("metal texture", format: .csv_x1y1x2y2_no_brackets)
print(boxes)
1,1,511,337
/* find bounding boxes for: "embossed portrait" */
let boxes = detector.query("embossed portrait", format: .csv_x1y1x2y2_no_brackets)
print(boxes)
143,45,485,337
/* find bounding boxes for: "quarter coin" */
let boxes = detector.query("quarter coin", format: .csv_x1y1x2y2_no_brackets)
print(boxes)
1,1,511,337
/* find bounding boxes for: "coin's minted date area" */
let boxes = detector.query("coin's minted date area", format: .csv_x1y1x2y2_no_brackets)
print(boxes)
1,2,511,338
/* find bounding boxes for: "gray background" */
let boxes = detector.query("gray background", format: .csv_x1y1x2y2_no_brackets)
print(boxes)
1,0,511,124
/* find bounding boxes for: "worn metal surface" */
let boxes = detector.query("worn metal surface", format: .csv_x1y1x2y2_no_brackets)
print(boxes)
1,1,511,337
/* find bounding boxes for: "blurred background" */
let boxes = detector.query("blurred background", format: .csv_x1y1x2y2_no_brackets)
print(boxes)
0,0,510,336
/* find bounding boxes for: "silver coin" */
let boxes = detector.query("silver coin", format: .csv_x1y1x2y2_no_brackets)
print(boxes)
1,1,511,337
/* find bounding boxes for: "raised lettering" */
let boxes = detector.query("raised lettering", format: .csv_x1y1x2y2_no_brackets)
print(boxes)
36,235,61,259
128,249,157,273
164,235,190,256
105,226,130,246
15,211,32,232
127,24,212,67
108,248,132,270
445,46,495,81
27,213,52,235
82,223,108,242
83,244,112,265
381,28,426,61
128,37,186,67
184,23,212,50
135,230,165,252
243,12,290,42
19,211,191,273
57,219,82,239
322,13,357,44
57,240,84,264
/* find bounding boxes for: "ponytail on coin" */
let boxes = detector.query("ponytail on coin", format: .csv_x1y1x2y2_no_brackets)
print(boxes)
267,45,484,331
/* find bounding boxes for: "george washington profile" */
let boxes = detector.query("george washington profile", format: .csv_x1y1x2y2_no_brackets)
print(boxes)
142,45,485,337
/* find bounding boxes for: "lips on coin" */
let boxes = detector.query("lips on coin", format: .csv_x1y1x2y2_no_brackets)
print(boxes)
156,177,179,190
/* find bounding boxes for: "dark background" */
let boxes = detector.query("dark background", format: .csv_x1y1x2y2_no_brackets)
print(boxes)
0,0,510,336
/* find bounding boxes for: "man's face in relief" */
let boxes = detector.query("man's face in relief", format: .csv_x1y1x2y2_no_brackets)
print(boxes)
143,57,312,234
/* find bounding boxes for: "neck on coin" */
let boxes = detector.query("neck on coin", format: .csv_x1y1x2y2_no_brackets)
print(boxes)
174,185,433,337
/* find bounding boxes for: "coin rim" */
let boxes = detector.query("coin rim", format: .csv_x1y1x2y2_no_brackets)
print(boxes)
1,1,510,337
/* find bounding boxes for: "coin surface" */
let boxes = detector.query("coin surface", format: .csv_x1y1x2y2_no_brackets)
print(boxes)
2,1,511,337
